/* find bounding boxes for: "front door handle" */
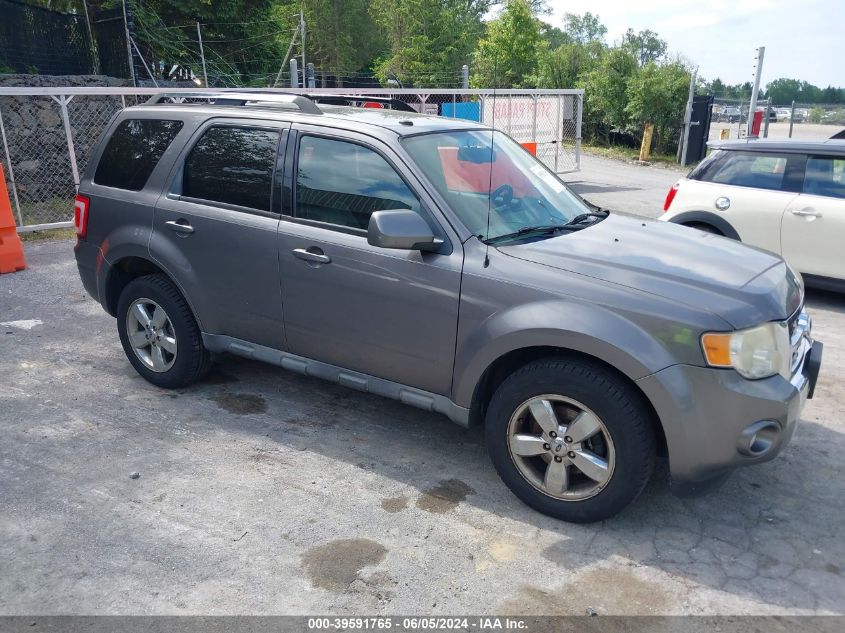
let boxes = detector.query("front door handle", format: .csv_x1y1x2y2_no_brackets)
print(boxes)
790,209,822,218
292,248,331,264
165,219,195,234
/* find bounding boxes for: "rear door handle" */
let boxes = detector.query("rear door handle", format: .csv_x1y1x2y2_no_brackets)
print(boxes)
292,248,331,264
790,209,822,218
165,219,195,234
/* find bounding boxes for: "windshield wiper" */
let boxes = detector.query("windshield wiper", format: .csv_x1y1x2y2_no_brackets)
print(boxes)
484,224,576,245
564,209,609,226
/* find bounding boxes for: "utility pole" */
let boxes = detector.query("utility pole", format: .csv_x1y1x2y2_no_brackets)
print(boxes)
122,0,137,87
81,0,100,74
678,67,697,165
461,64,469,90
300,10,306,89
747,46,765,137
196,22,208,87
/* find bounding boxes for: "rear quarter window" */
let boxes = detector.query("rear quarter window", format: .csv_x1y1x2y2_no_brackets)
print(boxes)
94,119,183,191
692,150,791,192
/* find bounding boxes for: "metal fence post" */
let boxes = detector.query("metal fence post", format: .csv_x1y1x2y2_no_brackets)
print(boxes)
53,95,81,190
554,95,561,172
575,93,583,172
507,94,513,134
289,59,299,88
531,94,538,141
789,100,795,138
0,105,24,226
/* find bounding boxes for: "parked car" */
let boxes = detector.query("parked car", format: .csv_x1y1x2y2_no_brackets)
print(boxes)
775,107,792,122
716,107,742,123
74,93,822,522
661,139,845,291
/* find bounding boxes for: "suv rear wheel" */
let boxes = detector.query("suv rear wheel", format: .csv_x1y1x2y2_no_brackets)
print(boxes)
117,274,211,388
485,358,656,522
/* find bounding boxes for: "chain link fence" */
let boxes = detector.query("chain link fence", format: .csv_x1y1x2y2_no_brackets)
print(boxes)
709,98,845,143
0,87,582,231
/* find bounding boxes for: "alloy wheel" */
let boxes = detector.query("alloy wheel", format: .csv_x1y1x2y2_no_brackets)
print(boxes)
125,298,177,373
506,394,615,501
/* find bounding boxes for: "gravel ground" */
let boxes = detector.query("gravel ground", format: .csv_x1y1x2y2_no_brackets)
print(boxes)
1,168,844,615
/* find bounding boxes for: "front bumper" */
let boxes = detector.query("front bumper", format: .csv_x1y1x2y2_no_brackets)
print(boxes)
637,335,822,487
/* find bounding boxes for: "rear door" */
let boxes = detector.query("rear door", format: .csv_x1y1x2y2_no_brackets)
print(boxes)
276,125,463,395
781,154,845,279
151,118,289,350
683,150,803,253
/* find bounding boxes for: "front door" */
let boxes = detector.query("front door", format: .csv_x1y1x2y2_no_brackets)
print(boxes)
781,154,845,279
151,119,289,350
277,126,463,395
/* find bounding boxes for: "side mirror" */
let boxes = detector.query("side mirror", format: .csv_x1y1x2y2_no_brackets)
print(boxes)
367,210,443,252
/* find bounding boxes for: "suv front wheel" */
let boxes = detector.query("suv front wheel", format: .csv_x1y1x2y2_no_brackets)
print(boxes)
485,358,656,522
116,274,211,389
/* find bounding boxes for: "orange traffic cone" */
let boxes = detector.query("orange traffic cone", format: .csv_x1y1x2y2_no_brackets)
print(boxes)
0,163,26,274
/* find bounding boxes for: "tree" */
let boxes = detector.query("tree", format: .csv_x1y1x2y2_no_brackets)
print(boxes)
581,47,638,141
621,28,667,66
370,0,491,87
471,0,541,88
536,40,604,89
289,0,384,86
561,12,607,45
538,22,567,49
626,60,691,152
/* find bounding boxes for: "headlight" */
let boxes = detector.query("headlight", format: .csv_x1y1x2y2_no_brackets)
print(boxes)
701,322,791,379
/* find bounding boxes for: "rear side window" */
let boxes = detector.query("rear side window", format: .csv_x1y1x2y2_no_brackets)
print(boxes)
95,119,183,190
183,126,279,212
693,150,794,192
803,156,845,199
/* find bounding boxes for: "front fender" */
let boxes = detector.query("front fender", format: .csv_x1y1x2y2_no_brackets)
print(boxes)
451,299,681,408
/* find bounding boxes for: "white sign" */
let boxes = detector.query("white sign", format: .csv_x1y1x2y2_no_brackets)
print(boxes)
482,95,574,143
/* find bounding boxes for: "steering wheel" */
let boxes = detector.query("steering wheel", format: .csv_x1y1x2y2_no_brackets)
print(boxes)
491,184,514,207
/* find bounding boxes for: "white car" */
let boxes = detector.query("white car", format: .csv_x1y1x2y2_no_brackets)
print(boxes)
660,139,845,291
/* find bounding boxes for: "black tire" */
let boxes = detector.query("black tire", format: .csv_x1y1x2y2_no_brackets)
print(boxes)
116,274,211,389
686,222,723,236
485,358,656,523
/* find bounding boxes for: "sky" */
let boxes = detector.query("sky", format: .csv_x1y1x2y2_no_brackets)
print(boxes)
545,0,845,88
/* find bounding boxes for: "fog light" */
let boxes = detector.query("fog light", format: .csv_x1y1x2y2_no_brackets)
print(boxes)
737,421,780,457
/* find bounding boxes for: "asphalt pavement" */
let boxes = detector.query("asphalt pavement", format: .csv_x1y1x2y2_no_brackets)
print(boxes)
561,153,683,218
1,157,844,616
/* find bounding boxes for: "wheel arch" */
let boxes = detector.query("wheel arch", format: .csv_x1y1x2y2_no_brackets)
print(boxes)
467,345,668,458
667,210,740,240
103,256,204,331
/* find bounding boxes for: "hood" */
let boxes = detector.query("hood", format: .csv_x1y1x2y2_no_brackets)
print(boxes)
497,214,802,329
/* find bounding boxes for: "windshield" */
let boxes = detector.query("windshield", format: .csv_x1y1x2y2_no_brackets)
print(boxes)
402,130,592,241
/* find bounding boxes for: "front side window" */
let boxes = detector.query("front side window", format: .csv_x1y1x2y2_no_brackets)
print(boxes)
402,130,590,240
699,151,790,191
95,119,183,191
803,156,845,199
295,135,420,230
183,126,279,212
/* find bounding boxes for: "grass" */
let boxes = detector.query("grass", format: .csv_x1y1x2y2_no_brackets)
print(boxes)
581,142,686,169
19,228,75,242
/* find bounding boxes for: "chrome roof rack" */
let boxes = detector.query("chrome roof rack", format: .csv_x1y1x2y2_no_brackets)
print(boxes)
146,92,323,115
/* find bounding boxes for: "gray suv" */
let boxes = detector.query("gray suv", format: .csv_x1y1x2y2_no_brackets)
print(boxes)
73,92,823,522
